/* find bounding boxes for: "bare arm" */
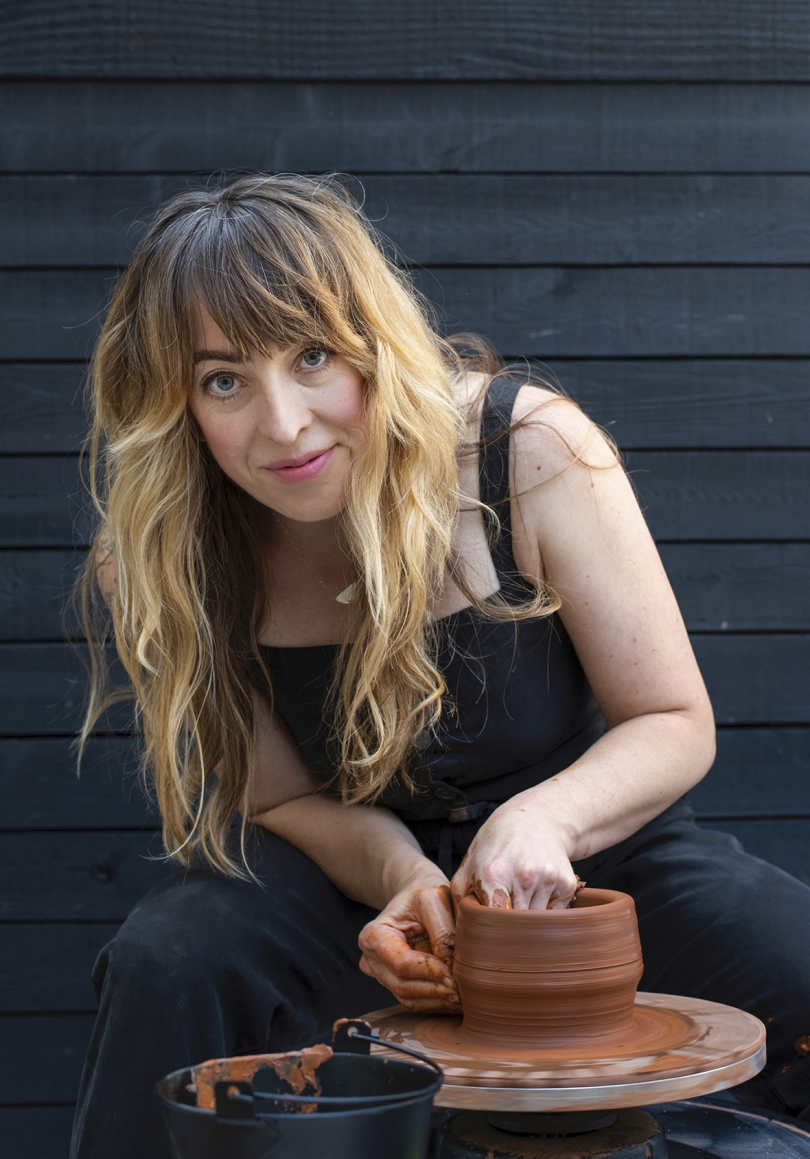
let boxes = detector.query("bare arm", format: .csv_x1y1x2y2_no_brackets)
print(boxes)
245,698,442,906
452,389,715,910
246,698,458,1010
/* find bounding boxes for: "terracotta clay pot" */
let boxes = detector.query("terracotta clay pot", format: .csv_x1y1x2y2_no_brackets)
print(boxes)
453,888,644,1049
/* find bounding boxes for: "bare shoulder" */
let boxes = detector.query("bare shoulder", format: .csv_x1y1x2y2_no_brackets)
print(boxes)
510,384,618,488
508,385,629,583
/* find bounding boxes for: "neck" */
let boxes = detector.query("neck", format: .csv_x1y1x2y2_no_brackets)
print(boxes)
266,510,348,560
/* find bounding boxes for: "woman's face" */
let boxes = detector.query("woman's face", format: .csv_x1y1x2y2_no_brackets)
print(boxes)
188,309,367,523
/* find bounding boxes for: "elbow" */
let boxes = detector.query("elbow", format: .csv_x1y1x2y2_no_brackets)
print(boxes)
687,696,717,787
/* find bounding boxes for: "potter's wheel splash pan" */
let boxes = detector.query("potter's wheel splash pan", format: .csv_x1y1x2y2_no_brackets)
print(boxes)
362,992,766,1112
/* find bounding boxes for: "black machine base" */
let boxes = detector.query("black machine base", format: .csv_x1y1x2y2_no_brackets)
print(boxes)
432,1098,810,1159
435,1108,668,1158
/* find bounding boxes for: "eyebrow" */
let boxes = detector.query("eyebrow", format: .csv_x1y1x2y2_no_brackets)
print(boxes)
193,348,244,365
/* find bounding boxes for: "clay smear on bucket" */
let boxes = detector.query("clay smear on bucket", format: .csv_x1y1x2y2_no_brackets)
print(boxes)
191,1043,333,1111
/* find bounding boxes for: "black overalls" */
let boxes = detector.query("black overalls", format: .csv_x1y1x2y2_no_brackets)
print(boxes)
71,380,810,1159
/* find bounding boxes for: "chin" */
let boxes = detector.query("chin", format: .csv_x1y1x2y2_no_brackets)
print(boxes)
264,495,346,523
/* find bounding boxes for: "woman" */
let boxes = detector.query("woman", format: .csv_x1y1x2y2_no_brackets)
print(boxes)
71,174,810,1158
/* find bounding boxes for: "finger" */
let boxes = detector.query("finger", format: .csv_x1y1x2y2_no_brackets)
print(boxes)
362,925,455,985
408,933,456,996
359,954,461,1007
528,877,578,911
419,886,457,965
409,937,432,954
450,864,471,911
367,965,458,1002
401,995,463,1013
474,882,511,908
547,887,578,911
453,870,514,909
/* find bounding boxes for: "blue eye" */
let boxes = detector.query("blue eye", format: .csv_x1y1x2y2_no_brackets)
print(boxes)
301,348,328,369
207,373,238,395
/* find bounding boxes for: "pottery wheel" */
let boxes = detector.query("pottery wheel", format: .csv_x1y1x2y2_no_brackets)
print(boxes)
362,993,766,1111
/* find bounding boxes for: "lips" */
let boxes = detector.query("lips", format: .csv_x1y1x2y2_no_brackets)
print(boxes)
265,447,333,471
264,446,335,483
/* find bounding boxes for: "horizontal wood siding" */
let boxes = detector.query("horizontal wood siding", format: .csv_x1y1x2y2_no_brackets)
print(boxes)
7,174,810,268
3,2,810,81
7,266,810,361
0,1109,76,1159
3,11,810,1149
4,83,810,173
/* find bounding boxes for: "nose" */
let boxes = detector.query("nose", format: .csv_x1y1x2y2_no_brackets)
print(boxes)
256,370,313,446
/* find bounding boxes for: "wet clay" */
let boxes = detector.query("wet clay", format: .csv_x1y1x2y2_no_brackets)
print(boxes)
191,1043,333,1111
364,992,765,1093
362,889,766,1093
453,889,644,1050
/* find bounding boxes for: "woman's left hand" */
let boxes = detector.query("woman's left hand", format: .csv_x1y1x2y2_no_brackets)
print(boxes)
451,795,579,911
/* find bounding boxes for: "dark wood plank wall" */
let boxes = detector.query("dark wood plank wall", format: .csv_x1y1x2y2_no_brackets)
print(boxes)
2,3,810,1153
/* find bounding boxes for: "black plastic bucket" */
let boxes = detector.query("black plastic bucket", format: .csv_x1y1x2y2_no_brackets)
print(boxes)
157,1020,443,1159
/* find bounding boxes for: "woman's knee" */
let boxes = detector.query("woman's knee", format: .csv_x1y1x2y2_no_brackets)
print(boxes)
95,872,247,1008
95,832,377,1007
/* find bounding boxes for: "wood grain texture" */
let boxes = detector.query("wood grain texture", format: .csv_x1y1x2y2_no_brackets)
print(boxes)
4,453,809,551
0,1014,94,1102
692,635,810,724
0,832,166,920
694,728,810,818
0,635,807,735
8,174,810,268
561,359,810,450
626,452,810,541
0,549,85,640
0,1107,75,1159
0,924,118,1012
5,360,810,453
659,544,810,632
8,266,810,361
3,1,810,80
703,819,810,886
415,266,810,358
0,457,91,547
0,270,114,362
0,363,89,453
0,643,133,734
4,82,810,174
0,736,151,828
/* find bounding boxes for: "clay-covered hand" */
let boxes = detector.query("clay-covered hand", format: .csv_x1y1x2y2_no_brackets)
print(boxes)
451,798,579,911
358,881,461,1012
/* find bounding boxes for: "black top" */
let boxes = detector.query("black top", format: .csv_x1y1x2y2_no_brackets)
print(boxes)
255,378,605,824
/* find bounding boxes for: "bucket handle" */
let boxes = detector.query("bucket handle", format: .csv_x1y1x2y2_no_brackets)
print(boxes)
333,1020,444,1082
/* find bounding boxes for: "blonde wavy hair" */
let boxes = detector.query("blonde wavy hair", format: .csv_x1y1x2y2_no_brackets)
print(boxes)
78,173,559,875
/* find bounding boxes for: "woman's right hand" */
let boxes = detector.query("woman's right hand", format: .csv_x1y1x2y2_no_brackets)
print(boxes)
358,879,460,1012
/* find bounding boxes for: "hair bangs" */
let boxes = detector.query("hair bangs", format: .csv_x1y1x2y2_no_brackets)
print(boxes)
173,199,370,371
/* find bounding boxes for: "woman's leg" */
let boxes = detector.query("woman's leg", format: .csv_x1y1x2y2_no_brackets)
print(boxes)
585,799,810,1115
70,826,391,1159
